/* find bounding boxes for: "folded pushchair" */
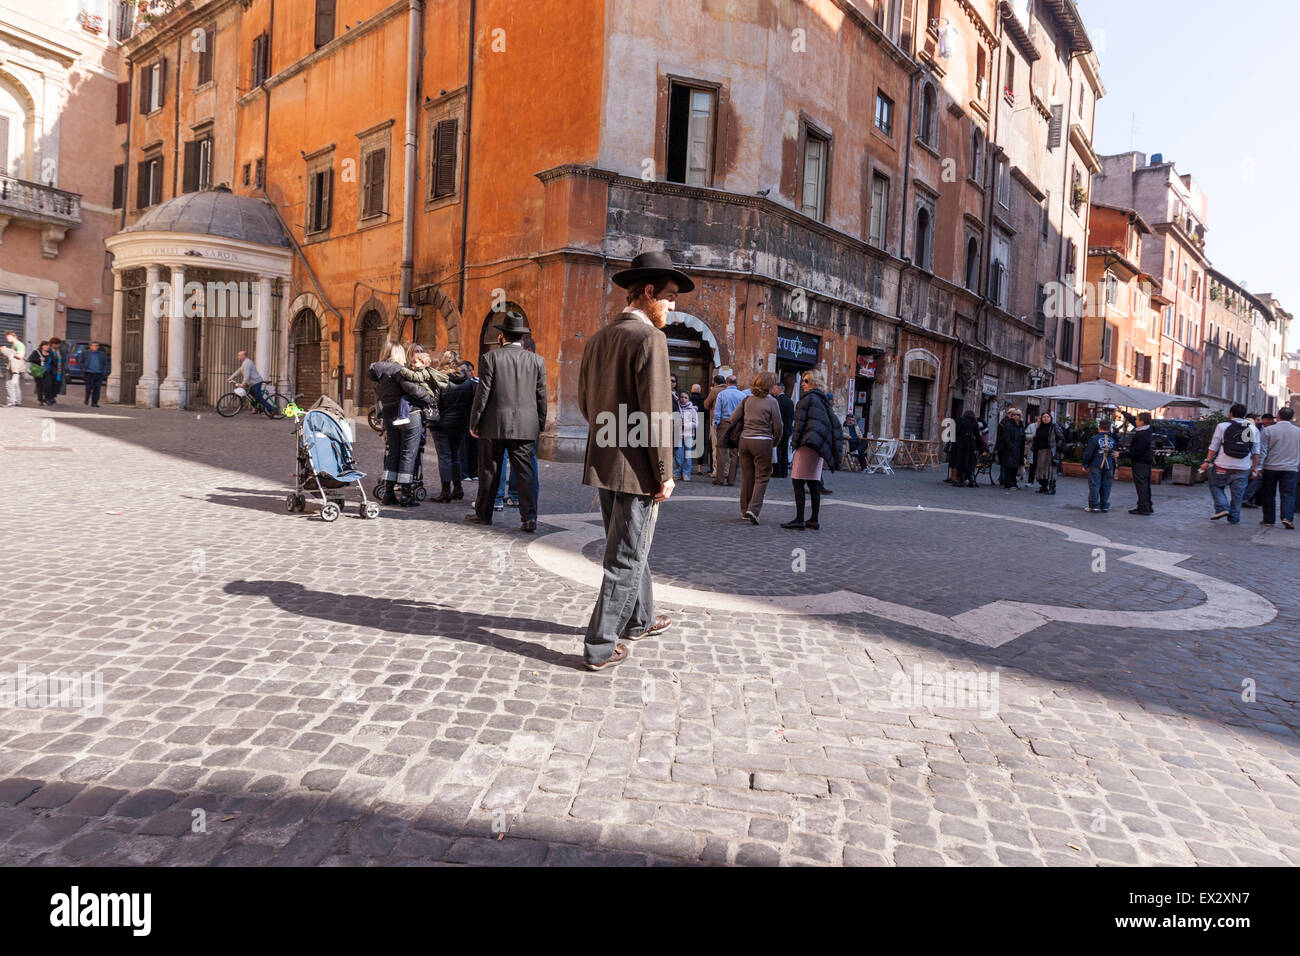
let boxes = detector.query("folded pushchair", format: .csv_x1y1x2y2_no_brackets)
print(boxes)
286,396,380,522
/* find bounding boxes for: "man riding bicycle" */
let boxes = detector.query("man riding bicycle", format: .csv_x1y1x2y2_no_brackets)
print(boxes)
230,350,276,416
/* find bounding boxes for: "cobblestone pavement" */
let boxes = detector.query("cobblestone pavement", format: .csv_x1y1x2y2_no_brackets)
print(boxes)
1,404,1297,866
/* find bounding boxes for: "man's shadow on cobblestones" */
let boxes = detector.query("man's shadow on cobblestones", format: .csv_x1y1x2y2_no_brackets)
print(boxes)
225,580,584,668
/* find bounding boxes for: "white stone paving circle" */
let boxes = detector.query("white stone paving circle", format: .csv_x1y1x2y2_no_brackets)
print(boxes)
527,495,1277,648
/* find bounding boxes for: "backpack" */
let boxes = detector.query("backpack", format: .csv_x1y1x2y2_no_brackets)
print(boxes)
1221,421,1255,459
28,362,44,379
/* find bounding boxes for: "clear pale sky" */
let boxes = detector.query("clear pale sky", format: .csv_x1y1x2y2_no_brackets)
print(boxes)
1079,0,1300,349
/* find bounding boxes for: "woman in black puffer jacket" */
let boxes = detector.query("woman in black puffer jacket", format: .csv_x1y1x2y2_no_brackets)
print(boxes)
781,368,843,530
369,343,434,506
428,350,473,502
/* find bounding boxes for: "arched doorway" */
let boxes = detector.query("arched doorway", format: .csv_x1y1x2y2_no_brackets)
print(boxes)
663,313,721,397
290,310,323,407
357,308,387,409
480,302,527,356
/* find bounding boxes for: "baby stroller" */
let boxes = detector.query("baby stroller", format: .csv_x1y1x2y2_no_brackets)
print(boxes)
287,396,381,522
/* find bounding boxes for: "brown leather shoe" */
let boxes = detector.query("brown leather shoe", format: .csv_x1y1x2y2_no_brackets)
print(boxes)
624,615,671,641
585,643,630,671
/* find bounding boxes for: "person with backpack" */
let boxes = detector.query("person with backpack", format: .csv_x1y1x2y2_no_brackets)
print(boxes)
1081,418,1120,513
1198,403,1262,525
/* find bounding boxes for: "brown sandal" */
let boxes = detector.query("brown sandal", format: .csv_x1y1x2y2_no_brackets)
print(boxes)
625,616,672,641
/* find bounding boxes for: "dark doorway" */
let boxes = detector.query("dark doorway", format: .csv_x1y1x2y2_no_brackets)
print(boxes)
663,321,714,398
120,272,146,405
357,309,386,410
292,310,323,407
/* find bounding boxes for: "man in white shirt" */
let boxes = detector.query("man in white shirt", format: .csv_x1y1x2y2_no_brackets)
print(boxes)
1198,403,1261,525
229,350,275,416
1258,407,1300,529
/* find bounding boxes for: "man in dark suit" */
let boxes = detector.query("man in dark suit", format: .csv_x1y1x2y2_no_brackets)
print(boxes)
578,251,686,672
466,312,547,532
772,382,795,478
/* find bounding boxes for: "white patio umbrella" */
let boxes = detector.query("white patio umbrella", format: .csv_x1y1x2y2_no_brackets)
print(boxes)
1007,379,1207,410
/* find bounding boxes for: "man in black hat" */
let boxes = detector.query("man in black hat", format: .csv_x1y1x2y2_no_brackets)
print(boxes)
466,311,547,532
577,251,690,672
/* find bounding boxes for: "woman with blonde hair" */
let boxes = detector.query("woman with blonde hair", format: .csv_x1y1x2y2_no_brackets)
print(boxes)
368,340,433,506
726,370,784,523
782,367,842,530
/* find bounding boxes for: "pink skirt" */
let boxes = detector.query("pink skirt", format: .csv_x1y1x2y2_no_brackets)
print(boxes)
791,446,824,481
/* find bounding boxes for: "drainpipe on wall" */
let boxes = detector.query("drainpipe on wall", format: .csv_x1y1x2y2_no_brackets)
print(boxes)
397,0,423,340
121,60,133,231
892,60,923,355
457,0,477,319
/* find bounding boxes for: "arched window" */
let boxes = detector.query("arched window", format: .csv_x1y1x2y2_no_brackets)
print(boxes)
920,84,937,147
915,206,932,271
964,237,979,291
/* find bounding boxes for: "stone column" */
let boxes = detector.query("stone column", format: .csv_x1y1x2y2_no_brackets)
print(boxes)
254,275,272,379
160,265,189,408
138,264,162,408
106,269,124,404
277,280,291,400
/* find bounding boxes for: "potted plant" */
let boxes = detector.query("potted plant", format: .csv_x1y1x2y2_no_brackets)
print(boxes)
1166,453,1201,485
1072,183,1088,211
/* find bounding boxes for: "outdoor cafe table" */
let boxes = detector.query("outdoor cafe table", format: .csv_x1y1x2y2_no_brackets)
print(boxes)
893,438,941,470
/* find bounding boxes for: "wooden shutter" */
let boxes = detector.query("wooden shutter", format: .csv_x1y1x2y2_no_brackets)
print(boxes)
260,32,270,82
112,164,125,209
116,82,128,124
159,58,167,104
364,149,385,215
900,0,915,53
198,29,214,85
182,140,200,193
322,167,332,228
433,119,457,197
315,0,336,47
251,34,263,85
139,69,149,113
136,160,148,207
1048,104,1063,149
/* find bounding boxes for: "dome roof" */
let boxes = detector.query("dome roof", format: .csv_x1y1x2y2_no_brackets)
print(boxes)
123,188,290,247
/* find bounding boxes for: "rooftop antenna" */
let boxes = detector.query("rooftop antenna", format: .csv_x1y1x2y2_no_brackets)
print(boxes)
1130,112,1138,151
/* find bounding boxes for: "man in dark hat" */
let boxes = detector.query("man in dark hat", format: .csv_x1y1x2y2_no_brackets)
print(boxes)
465,311,547,532
577,251,690,672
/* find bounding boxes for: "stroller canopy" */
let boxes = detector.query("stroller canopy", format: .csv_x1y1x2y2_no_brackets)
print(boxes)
303,407,364,482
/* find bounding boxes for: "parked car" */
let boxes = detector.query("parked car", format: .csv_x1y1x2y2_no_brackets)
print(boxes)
65,342,109,383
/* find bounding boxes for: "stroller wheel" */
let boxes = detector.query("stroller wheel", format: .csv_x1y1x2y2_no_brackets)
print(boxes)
415,486,427,501
321,502,341,523
285,494,298,513
361,502,380,520
373,483,383,499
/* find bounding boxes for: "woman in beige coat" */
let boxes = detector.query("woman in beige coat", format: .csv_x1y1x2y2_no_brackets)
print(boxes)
727,371,784,523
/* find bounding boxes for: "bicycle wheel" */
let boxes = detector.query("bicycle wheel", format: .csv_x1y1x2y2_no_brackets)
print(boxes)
368,406,383,433
267,391,289,416
216,392,244,417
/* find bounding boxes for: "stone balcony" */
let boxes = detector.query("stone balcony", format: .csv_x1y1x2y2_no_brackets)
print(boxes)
0,175,82,258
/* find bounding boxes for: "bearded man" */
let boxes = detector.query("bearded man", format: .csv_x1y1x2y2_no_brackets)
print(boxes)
576,251,691,671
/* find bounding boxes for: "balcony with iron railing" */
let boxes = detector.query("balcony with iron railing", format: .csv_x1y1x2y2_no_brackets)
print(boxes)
0,175,82,258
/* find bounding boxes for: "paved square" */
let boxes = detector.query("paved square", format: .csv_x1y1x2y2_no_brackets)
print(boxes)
1,405,1297,866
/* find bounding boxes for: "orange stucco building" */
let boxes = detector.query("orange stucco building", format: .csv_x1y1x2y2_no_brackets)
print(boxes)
1081,201,1162,389
106,0,1103,458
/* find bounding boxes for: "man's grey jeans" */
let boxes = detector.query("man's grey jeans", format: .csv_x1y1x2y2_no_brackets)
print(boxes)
5,371,20,406
584,489,660,665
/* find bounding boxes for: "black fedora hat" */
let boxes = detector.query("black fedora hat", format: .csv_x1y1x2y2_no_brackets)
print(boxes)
492,310,532,334
612,250,695,294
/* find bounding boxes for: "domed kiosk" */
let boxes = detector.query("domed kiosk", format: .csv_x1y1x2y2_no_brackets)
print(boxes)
103,187,293,408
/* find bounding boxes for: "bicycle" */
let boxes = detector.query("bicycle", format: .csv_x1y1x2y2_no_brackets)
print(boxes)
217,381,288,418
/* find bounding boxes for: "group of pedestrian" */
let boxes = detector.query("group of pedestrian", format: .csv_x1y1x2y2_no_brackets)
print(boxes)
1200,403,1298,528
0,332,110,408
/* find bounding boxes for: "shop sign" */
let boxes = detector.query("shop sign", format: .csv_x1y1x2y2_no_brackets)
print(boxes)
982,374,999,396
856,354,877,378
776,327,821,366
